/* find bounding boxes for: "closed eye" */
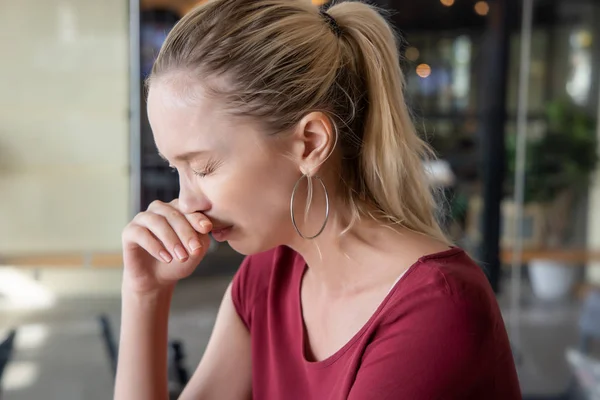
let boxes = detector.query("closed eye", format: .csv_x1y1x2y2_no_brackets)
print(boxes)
192,158,221,178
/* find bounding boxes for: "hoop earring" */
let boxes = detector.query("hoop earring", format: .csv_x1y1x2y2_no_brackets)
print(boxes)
290,174,330,240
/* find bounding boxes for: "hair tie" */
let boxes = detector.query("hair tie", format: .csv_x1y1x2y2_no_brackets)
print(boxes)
320,10,342,37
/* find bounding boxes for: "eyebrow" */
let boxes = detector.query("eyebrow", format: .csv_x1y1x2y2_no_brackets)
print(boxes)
157,150,209,163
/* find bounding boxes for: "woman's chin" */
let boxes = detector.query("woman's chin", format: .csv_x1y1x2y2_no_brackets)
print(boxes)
226,236,282,256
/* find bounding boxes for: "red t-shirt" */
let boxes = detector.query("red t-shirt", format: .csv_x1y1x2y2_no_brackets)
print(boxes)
231,246,521,399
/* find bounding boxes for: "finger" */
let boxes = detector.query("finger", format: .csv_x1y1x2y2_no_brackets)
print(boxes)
123,224,173,264
184,212,213,234
168,199,213,234
152,206,206,254
147,199,168,213
134,212,189,262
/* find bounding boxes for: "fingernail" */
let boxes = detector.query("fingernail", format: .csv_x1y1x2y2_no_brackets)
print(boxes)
174,244,188,261
159,250,172,263
200,220,211,230
189,238,202,252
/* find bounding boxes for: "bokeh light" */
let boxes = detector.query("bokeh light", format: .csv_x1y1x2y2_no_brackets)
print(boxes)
416,63,432,78
474,1,490,16
405,47,420,62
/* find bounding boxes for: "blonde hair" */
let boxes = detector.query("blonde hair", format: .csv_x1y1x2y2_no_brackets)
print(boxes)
150,0,448,242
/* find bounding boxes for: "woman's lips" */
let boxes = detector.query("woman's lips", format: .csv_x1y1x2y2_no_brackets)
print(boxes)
210,226,233,242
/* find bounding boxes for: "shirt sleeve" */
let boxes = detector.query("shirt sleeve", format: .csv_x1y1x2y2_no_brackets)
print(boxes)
230,249,275,330
347,291,492,400
231,255,253,329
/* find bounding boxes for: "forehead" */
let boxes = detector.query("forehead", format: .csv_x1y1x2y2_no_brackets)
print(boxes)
147,73,286,165
147,78,230,160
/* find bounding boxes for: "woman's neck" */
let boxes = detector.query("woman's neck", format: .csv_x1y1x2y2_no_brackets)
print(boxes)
287,211,446,296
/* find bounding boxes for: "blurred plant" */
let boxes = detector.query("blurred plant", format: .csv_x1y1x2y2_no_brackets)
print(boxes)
505,99,598,245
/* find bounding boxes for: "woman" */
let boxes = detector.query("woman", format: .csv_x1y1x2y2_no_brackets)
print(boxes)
115,1,521,399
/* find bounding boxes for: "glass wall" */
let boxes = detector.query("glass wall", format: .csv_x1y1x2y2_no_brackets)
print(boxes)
402,4,600,260
401,0,600,396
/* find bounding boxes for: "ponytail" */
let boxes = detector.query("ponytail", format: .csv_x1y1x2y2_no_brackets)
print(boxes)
329,3,448,242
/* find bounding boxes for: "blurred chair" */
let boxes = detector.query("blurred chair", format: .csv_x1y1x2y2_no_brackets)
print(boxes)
565,289,600,400
566,349,600,400
577,289,600,355
0,329,17,400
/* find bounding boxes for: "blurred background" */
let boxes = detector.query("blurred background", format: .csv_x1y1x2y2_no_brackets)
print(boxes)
1,0,600,398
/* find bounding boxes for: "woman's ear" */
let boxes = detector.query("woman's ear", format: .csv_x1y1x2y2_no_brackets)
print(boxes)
292,111,336,175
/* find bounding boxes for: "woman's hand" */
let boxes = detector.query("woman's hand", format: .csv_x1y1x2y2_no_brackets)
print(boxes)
121,199,212,294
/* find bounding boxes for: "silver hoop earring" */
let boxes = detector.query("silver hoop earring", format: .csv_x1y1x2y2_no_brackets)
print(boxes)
290,174,330,240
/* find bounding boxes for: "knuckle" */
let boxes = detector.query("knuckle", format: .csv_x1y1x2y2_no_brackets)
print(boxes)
122,221,136,235
147,200,165,211
132,211,151,224
122,224,144,244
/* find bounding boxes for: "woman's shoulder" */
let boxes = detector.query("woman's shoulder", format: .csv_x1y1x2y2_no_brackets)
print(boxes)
367,248,508,372
360,248,519,398
400,247,491,295
383,247,500,325
423,248,496,307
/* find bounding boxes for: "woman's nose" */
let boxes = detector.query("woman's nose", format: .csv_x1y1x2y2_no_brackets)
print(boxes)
178,183,210,214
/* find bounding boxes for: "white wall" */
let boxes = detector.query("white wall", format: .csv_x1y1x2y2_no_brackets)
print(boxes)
0,0,129,255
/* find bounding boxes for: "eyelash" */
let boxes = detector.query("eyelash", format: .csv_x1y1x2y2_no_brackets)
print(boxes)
168,160,218,178
193,160,218,178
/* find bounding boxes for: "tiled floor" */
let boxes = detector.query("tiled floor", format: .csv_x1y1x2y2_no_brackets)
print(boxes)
0,270,591,399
